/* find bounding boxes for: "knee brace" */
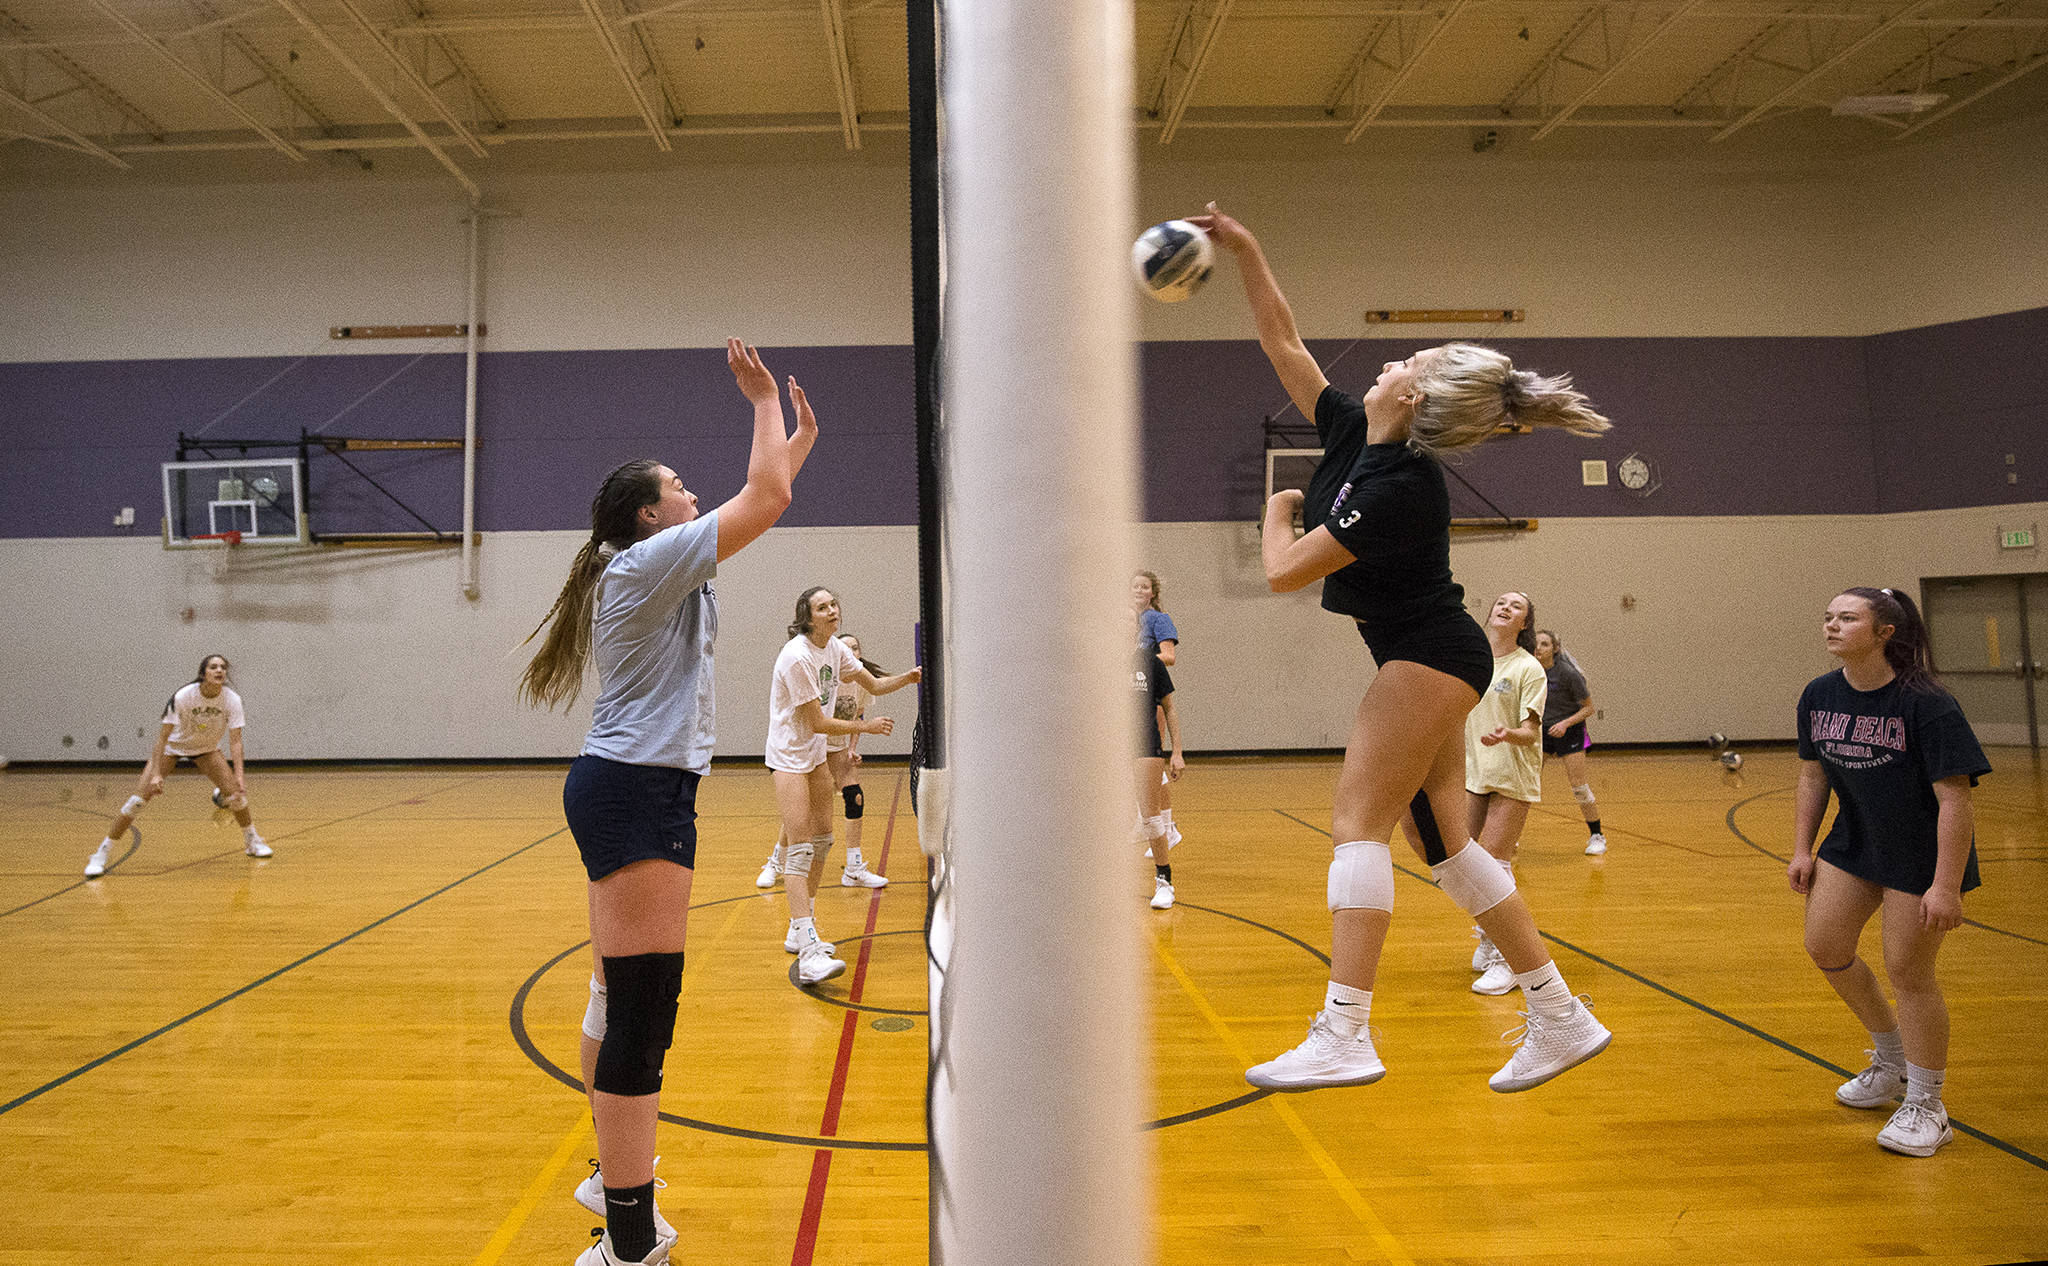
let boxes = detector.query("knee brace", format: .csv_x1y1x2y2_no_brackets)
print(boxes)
223,791,248,811
1433,842,1517,916
780,836,819,877
841,783,864,820
122,795,147,818
1407,789,1448,867
592,952,685,1096
1328,841,1395,913
1572,783,1596,806
581,974,607,1042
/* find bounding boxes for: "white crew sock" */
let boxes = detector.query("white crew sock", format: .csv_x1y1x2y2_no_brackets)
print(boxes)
243,825,260,843
1904,1061,1946,1105
789,915,816,938
1513,961,1574,1018
845,848,866,872
1872,1028,1906,1069
1323,982,1372,1037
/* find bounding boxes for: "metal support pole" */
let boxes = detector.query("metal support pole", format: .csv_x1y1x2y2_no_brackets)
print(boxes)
461,202,482,600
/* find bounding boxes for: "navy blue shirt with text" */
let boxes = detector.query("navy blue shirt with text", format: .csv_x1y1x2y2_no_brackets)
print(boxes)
1796,670,1988,895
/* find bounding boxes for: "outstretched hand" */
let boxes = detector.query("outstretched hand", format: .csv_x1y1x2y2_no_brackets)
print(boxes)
727,338,776,404
1185,200,1255,254
788,376,818,439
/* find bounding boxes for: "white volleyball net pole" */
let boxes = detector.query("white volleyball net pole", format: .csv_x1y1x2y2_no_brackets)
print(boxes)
926,0,1149,1264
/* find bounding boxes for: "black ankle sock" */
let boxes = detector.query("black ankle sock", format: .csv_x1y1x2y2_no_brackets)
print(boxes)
604,1180,657,1261
1587,819,1602,836
1155,864,1172,883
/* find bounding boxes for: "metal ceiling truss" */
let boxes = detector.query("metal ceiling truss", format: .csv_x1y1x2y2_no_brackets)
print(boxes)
819,0,861,149
82,0,309,159
0,8,166,144
320,0,486,156
270,0,480,196
1710,0,1951,138
1327,0,1471,139
578,0,681,151
1501,1,1711,137
1897,19,2048,130
1145,0,1235,143
387,2,510,133
184,0,337,135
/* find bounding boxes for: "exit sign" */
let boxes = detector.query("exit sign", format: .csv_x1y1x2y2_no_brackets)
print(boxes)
2002,528,2036,549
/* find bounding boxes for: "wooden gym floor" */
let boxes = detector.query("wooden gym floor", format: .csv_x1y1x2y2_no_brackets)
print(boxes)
1,749,2044,1265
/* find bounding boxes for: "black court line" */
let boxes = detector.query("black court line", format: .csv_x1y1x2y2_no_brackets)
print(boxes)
510,894,1297,1146
0,829,144,920
0,827,566,1118
1725,787,2048,949
1271,809,2048,1174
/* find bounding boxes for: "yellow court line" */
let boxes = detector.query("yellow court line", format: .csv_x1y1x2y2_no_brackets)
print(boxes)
1151,934,1416,1266
472,1113,593,1266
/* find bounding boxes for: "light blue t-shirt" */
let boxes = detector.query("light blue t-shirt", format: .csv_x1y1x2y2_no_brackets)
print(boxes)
581,513,720,772
1139,608,1179,653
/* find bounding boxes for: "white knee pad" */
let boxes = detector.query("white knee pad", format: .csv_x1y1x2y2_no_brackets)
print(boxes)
1572,783,1596,806
122,795,147,818
581,974,607,1042
224,791,248,811
1327,841,1394,913
781,836,820,877
1433,843,1517,916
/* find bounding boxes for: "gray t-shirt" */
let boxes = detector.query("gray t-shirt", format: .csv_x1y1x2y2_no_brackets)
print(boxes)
581,512,720,771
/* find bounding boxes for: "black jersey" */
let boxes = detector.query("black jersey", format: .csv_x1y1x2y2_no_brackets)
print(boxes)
1796,670,1989,895
1303,386,1467,633
1133,647,1174,758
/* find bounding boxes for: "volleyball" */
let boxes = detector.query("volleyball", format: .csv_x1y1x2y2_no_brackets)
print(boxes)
1131,220,1213,303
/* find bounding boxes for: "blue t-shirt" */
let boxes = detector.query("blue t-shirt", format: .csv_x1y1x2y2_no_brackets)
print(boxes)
1796,669,1989,895
581,513,720,772
1302,386,1466,632
1139,608,1179,653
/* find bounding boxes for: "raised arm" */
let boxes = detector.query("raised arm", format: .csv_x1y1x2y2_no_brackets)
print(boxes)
850,664,922,697
715,339,798,562
1260,490,1357,592
1186,202,1328,421
786,376,820,478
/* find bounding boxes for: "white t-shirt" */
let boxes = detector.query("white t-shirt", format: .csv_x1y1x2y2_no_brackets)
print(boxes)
1465,647,1547,802
766,634,862,773
825,678,872,754
162,683,245,757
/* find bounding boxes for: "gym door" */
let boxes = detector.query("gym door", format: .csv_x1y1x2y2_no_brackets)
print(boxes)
1920,573,2046,748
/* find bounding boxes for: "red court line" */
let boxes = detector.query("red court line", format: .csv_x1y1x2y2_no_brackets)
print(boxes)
790,772,904,1266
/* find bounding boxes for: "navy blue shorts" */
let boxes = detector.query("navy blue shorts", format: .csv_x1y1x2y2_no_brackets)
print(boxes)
563,754,700,881
1541,722,1590,757
1356,612,1493,697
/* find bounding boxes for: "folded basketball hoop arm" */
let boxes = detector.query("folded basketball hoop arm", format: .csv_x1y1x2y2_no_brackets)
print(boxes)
176,429,464,545
1261,412,1536,532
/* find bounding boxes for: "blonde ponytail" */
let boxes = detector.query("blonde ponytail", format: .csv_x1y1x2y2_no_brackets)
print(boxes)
1410,343,1610,459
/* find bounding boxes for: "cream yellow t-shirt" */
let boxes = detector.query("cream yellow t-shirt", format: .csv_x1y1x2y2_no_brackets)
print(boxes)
1465,646,1547,802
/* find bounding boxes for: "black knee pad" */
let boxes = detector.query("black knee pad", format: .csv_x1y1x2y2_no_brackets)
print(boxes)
841,783,864,820
593,951,685,1096
1409,789,1448,867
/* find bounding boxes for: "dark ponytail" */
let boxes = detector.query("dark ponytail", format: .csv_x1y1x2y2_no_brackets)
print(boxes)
519,459,665,710
1842,586,1942,693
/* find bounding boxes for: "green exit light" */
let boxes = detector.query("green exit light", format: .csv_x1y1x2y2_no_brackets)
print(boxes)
2001,528,2036,549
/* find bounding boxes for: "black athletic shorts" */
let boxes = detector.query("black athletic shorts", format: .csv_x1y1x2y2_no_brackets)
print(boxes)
1356,611,1493,697
1541,722,1590,757
563,754,701,881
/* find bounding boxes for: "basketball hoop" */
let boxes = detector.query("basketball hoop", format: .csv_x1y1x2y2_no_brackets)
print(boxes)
191,530,241,579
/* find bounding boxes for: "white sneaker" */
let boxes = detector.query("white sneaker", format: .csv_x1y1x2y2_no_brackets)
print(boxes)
1489,997,1612,1092
575,1229,675,1266
783,927,836,955
840,866,888,888
755,860,780,889
1245,1012,1386,1090
1471,928,1495,973
574,1159,676,1239
1876,1099,1953,1157
1836,1054,1907,1109
1150,877,1175,910
244,836,272,858
797,942,847,985
1471,948,1515,995
1584,833,1608,856
84,842,111,878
